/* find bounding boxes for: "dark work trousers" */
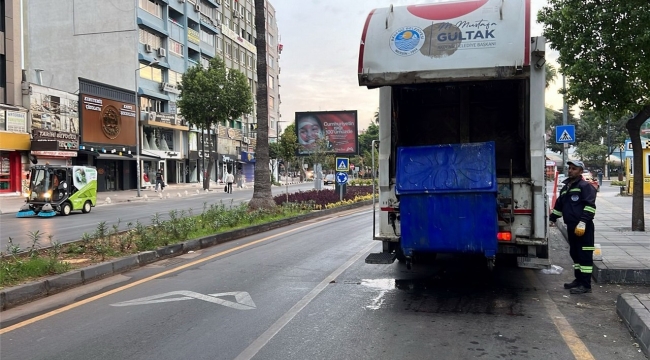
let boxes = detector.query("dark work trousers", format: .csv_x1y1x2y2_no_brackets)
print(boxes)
227,182,233,194
566,221,595,288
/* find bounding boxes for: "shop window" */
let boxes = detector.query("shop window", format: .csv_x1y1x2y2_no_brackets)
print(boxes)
0,153,10,191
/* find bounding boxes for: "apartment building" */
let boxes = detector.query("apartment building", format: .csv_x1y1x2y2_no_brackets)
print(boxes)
0,0,29,194
23,0,278,190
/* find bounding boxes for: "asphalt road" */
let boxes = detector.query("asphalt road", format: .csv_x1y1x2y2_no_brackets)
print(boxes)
0,182,320,251
1,207,646,360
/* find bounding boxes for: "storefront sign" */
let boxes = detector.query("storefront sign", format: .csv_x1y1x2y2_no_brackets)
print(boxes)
80,94,136,146
155,113,176,124
32,130,80,151
160,83,181,95
30,85,80,134
241,151,255,163
31,150,78,157
6,111,27,133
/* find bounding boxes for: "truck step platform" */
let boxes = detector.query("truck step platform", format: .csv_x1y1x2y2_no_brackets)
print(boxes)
517,256,551,269
365,252,397,264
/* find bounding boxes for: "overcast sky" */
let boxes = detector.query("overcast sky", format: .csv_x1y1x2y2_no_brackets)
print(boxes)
272,0,563,132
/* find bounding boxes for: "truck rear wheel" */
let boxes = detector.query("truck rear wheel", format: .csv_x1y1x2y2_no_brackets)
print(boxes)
82,201,92,213
60,202,72,216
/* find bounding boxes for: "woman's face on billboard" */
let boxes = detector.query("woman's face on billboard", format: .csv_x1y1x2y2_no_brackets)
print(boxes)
298,117,322,145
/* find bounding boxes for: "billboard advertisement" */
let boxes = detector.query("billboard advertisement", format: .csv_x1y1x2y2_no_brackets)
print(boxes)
295,111,358,156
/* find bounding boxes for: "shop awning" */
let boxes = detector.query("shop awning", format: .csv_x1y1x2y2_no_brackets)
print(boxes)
138,154,162,162
95,153,135,161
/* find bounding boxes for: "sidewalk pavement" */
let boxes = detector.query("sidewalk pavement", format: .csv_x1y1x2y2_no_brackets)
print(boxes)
554,180,650,357
0,181,241,215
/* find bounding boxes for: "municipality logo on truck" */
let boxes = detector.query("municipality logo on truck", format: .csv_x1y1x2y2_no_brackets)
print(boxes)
390,27,425,56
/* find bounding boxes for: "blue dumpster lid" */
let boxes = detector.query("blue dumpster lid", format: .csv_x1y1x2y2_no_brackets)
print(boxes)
396,142,497,194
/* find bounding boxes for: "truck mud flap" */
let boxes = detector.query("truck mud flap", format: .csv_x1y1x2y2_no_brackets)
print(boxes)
517,256,551,269
365,252,397,264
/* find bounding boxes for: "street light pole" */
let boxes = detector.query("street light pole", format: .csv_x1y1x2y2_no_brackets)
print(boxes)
134,59,158,197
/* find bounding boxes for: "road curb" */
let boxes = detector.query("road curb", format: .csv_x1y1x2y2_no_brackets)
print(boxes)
617,293,650,357
0,200,373,311
555,219,650,284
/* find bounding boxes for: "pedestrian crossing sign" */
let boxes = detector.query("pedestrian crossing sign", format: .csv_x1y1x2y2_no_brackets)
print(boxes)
335,157,349,171
556,125,576,144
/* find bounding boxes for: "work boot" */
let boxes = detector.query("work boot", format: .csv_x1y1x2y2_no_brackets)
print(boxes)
569,285,592,294
563,279,580,289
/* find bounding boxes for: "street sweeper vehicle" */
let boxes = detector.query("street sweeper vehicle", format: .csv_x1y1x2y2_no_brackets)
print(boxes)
17,165,97,217
359,0,550,269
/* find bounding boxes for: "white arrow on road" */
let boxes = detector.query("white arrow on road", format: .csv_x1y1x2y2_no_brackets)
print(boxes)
110,291,256,310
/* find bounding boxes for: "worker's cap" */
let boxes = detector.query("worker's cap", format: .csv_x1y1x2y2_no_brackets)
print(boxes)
567,160,585,169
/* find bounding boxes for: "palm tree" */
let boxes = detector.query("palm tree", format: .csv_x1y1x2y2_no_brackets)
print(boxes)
248,0,276,210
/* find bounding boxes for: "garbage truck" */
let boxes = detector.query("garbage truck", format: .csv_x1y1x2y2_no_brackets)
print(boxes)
359,0,549,269
18,165,97,217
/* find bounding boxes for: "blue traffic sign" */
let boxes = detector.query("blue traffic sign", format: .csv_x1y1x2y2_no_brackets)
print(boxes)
336,172,348,184
556,125,575,144
335,157,349,172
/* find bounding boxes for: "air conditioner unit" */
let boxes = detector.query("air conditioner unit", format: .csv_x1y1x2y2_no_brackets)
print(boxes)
194,3,200,11
158,48,167,57
160,82,168,91
145,44,153,53
149,112,157,121
178,0,185,2
233,11,240,18
243,137,249,144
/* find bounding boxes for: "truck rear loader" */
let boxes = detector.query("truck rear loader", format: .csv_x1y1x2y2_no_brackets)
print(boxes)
359,0,549,269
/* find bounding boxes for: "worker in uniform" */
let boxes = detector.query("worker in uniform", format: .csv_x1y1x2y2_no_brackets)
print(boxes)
549,160,597,294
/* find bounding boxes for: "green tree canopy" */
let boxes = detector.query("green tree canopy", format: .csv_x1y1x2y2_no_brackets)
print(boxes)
539,0,650,230
177,57,253,189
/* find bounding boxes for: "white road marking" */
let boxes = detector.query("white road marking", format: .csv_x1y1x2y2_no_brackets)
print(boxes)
234,241,378,360
110,291,256,310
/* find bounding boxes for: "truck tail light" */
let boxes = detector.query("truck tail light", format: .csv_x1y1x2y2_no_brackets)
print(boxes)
497,232,512,241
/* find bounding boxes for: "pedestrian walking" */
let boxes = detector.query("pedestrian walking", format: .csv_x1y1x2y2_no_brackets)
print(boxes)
155,168,165,192
549,160,597,294
225,171,234,194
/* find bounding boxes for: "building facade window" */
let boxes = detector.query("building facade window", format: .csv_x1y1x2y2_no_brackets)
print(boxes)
169,39,184,56
139,0,162,18
268,55,274,69
268,33,274,46
269,96,274,110
216,37,223,52
139,65,163,82
200,1,215,18
200,57,210,69
140,97,164,112
139,29,162,49
268,75,274,89
225,42,232,57
240,50,246,64
200,30,214,46
168,70,182,86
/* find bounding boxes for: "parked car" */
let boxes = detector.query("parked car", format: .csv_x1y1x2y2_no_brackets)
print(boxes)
583,175,600,192
324,174,335,185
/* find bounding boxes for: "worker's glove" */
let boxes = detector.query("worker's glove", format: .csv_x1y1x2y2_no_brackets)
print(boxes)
574,221,586,237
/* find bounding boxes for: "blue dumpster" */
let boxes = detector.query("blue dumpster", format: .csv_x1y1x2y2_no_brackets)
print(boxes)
396,142,498,259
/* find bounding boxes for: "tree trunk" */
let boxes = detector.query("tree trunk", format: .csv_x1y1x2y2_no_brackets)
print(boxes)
626,105,650,231
248,0,275,210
